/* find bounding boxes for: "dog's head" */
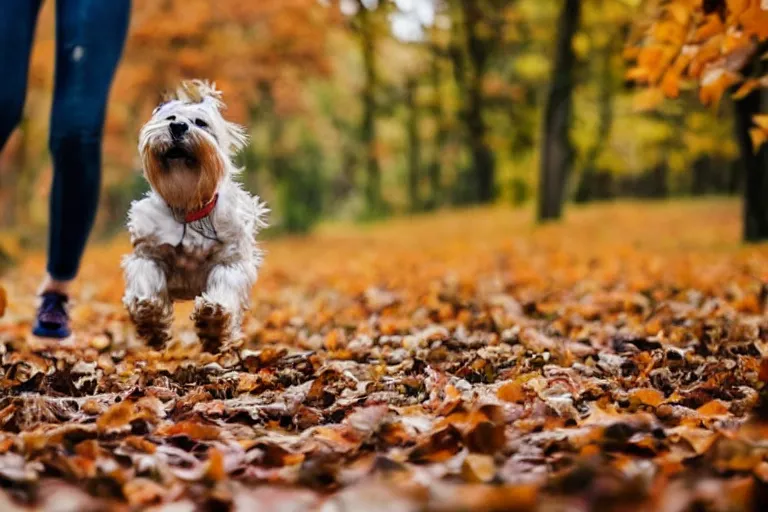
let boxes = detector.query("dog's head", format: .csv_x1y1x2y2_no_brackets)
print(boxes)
138,80,247,211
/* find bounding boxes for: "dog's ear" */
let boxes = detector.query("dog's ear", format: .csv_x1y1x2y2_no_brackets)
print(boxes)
227,121,248,153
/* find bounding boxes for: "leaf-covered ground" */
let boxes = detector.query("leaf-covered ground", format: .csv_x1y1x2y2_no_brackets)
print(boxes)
2,200,768,511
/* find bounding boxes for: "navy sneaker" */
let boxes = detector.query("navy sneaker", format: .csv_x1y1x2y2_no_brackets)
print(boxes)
32,291,71,338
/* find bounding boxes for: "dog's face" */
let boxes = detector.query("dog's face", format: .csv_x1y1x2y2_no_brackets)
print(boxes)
139,80,247,211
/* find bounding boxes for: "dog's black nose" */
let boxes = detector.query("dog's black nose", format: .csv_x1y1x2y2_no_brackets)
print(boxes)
169,121,188,139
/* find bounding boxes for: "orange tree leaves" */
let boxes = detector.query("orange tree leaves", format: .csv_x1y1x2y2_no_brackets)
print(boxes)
628,0,768,146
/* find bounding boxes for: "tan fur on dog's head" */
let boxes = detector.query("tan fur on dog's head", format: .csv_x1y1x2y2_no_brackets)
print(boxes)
138,80,247,212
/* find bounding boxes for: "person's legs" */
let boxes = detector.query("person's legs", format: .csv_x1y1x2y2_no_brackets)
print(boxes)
45,0,130,287
34,0,130,337
0,0,43,150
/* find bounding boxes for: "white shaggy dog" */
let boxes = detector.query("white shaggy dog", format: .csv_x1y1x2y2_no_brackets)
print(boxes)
122,80,268,352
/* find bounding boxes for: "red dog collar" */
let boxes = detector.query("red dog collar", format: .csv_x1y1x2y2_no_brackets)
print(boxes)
184,194,219,223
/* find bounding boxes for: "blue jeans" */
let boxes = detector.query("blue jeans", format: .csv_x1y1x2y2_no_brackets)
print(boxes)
0,0,130,281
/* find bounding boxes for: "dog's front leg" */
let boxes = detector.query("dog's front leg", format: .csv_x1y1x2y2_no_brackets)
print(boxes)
122,255,173,348
192,262,255,353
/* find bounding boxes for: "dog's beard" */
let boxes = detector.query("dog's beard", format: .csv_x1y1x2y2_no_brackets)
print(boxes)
142,133,225,212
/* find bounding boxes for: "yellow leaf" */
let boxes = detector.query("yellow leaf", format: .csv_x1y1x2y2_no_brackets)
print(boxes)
633,87,665,112
666,3,690,26
461,454,497,483
750,127,768,152
653,20,686,45
753,114,768,130
625,67,651,83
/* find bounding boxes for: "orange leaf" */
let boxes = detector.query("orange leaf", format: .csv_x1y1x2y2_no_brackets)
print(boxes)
679,427,719,454
661,69,681,98
625,67,651,83
740,0,768,39
97,401,136,433
653,20,686,45
699,69,740,107
666,3,690,26
630,388,665,407
733,78,760,99
696,400,730,417
0,285,5,318
205,448,226,482
689,35,724,78
497,381,526,403
694,14,724,42
156,421,220,440
727,0,750,23
750,127,768,152
753,114,768,130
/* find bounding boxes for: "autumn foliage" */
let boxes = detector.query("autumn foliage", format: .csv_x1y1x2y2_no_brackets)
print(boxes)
2,201,768,509
627,0,768,147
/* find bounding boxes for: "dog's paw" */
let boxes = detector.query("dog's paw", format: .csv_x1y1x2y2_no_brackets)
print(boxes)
192,297,240,353
126,297,172,349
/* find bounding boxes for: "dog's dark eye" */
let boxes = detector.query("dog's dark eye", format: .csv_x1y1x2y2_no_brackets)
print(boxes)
166,115,176,121
195,119,209,128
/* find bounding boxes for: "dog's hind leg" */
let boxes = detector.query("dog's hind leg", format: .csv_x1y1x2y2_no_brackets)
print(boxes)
193,262,254,353
122,255,172,348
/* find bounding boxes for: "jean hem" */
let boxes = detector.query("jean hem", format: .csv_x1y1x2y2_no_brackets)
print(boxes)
46,267,79,282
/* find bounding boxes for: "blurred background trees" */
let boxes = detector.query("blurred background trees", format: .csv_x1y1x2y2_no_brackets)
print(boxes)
0,0,764,241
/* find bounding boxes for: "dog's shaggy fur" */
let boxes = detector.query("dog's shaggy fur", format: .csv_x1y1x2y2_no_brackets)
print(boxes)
122,80,268,351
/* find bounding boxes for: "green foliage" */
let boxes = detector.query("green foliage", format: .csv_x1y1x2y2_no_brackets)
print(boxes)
274,136,325,234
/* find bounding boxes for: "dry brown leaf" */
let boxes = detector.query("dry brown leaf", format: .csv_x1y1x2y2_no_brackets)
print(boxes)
96,401,136,433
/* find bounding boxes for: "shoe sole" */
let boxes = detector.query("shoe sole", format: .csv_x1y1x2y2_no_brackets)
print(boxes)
32,324,71,339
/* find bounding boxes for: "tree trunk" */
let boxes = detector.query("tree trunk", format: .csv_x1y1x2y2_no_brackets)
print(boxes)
734,89,768,242
538,0,581,221
466,72,495,203
358,4,383,216
426,49,447,210
405,78,421,212
460,0,495,203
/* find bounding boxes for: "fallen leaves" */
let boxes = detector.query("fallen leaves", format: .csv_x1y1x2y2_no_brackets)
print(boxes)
0,201,766,509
